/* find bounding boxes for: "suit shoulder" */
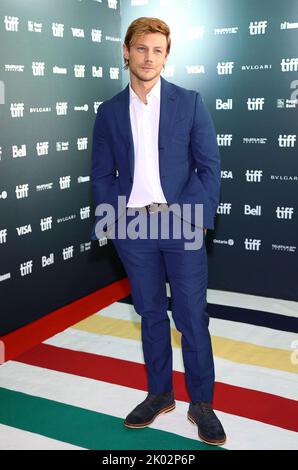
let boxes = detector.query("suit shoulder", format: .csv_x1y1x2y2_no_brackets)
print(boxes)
167,80,200,99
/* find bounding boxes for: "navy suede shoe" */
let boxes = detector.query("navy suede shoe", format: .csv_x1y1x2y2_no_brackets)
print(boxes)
188,402,226,446
124,391,175,428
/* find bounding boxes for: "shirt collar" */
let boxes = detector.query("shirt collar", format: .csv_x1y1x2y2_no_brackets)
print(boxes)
129,76,161,103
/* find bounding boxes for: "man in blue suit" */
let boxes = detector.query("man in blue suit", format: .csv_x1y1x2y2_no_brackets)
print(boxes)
91,17,226,446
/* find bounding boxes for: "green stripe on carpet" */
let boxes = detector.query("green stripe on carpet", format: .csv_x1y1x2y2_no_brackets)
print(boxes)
0,387,225,450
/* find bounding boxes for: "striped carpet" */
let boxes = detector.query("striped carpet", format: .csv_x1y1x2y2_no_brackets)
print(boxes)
0,287,297,450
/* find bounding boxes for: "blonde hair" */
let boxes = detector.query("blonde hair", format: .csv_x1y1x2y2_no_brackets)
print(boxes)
123,17,171,70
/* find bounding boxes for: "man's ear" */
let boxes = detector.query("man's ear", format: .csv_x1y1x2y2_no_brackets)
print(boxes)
123,43,129,60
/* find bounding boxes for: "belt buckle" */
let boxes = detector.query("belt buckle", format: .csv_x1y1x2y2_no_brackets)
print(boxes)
148,203,159,214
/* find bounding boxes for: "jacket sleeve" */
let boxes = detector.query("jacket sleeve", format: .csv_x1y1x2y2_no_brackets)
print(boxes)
91,103,120,214
190,92,221,228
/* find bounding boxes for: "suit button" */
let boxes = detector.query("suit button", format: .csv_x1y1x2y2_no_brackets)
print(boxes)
130,177,133,183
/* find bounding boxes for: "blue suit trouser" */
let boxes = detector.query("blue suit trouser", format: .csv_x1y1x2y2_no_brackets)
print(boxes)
110,210,215,403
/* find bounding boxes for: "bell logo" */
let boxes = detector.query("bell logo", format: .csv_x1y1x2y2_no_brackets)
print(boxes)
244,205,262,216
216,99,233,110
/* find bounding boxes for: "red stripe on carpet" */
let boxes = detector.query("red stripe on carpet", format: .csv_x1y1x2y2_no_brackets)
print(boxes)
14,343,298,433
0,278,130,363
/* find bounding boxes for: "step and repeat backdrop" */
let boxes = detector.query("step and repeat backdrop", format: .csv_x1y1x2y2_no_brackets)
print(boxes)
121,0,298,301
0,0,125,335
0,0,297,335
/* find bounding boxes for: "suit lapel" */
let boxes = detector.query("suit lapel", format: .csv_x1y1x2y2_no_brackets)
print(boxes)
158,76,179,149
115,85,134,176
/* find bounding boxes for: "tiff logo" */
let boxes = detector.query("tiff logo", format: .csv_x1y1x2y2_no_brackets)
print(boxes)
37,142,49,156
246,170,263,182
217,134,233,146
278,134,296,147
108,0,118,8
10,103,24,117
40,217,52,231
110,67,120,79
217,203,232,215
217,62,234,75
56,102,67,115
32,62,45,76
20,260,33,276
247,97,265,110
77,137,88,150
244,238,261,251
281,58,298,72
63,246,74,260
15,184,29,198
92,29,102,42
249,20,268,35
80,206,90,219
276,207,294,219
59,176,71,189
0,229,8,243
52,23,64,37
74,65,85,77
4,16,19,32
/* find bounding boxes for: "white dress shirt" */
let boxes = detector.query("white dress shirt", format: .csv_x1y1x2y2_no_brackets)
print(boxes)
127,77,167,207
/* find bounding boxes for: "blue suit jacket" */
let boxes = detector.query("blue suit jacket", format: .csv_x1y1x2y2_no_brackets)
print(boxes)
90,76,221,240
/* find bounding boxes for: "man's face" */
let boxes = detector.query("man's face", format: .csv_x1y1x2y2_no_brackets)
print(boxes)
123,32,168,82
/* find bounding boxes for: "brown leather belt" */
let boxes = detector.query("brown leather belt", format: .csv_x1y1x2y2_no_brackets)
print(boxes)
127,203,170,214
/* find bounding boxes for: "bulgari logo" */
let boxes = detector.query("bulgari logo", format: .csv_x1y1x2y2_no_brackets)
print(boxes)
241,64,272,71
30,107,51,113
